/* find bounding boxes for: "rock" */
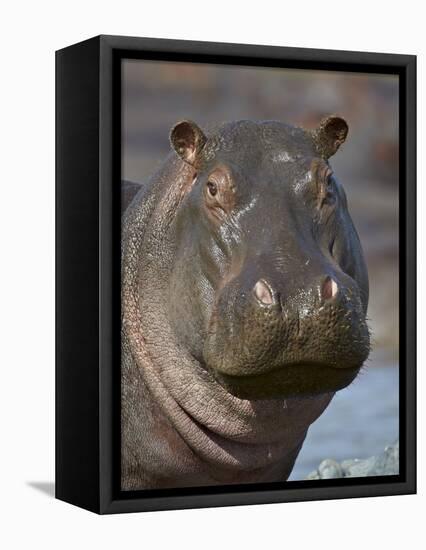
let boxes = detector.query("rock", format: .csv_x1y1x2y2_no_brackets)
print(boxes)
341,456,377,477
306,441,399,480
318,458,344,479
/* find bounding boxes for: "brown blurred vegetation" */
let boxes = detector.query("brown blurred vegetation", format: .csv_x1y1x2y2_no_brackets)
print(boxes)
122,60,399,362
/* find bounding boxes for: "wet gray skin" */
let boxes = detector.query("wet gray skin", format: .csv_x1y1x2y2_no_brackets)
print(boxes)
121,117,370,489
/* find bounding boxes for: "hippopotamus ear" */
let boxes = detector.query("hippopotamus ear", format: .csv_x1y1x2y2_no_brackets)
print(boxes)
312,115,349,159
170,120,207,165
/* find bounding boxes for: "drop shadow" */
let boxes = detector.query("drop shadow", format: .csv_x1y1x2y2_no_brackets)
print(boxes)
27,481,55,498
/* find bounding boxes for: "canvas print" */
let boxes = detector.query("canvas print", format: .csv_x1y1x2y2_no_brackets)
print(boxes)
120,60,399,490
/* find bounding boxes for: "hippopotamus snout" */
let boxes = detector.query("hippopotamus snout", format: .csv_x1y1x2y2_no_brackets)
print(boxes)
236,251,348,321
253,274,339,307
203,260,369,399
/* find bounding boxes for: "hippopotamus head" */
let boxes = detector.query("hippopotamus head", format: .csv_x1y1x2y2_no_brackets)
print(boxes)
168,117,370,400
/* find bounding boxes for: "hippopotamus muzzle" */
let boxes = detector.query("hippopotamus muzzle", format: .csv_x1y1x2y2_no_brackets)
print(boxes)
203,257,369,399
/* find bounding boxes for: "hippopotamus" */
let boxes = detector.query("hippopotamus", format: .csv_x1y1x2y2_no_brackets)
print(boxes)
121,116,370,490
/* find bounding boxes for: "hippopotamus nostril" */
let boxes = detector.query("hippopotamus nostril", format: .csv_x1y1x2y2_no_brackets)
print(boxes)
321,276,338,301
253,279,274,305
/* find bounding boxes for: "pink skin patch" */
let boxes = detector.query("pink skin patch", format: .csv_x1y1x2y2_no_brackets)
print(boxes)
321,276,338,301
253,279,274,305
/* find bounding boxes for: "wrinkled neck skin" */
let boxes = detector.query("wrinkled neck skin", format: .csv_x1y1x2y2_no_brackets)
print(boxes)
122,155,333,487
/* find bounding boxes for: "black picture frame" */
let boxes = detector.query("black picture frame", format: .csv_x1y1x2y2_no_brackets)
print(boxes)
56,34,416,514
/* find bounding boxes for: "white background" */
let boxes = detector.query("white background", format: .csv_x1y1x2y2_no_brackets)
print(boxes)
0,1,422,548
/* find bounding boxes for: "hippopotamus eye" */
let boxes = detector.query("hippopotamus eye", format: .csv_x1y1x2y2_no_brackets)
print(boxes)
207,180,218,197
311,160,337,211
324,174,336,204
203,168,235,219
316,168,337,210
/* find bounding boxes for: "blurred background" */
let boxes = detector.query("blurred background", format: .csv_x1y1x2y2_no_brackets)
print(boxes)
122,60,399,479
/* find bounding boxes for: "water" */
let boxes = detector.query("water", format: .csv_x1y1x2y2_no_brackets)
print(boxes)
289,363,399,480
